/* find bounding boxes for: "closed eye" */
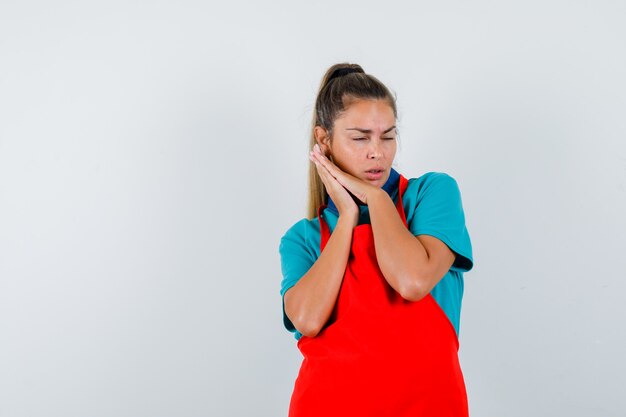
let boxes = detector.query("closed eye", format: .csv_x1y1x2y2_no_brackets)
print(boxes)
353,137,367,141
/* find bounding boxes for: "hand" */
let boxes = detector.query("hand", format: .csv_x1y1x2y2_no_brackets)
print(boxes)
310,144,380,205
309,145,358,227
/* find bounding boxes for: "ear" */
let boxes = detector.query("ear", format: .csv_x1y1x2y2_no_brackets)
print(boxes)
313,126,332,156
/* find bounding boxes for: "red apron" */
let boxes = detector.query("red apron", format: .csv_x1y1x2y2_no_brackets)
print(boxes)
288,175,468,417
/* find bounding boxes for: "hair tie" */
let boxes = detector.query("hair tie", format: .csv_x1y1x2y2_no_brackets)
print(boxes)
330,67,362,80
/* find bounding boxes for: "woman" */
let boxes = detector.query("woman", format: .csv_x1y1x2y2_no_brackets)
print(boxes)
279,63,474,416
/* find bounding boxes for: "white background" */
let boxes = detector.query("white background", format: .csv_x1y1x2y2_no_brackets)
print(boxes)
1,1,625,416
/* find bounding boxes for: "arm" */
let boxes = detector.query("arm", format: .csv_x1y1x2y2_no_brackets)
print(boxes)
316,145,455,301
367,189,456,301
306,145,458,303
284,143,360,338
283,216,355,338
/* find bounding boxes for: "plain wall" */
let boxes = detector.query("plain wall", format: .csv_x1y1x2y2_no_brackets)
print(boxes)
1,1,625,416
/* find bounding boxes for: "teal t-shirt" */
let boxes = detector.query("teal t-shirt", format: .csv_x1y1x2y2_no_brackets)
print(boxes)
279,171,474,341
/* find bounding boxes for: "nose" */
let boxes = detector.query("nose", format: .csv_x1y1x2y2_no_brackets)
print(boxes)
367,140,382,159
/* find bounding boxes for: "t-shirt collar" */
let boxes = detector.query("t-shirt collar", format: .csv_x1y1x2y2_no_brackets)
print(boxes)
326,167,400,216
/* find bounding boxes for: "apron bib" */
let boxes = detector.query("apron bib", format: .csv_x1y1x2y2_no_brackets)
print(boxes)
288,175,468,417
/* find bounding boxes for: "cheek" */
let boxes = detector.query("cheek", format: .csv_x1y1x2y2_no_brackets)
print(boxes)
331,142,371,171
385,142,398,157
331,151,358,173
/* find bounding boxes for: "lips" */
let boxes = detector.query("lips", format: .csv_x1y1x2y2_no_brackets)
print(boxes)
365,168,384,181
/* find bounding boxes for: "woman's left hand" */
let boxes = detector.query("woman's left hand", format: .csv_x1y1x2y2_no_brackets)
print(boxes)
310,144,381,205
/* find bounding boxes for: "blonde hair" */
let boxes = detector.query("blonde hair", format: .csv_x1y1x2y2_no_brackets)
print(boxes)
306,63,397,219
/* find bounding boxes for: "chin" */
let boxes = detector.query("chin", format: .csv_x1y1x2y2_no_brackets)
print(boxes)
364,178,385,188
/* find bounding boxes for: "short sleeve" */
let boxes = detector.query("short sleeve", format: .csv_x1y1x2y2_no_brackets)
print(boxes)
279,219,320,339
405,173,474,273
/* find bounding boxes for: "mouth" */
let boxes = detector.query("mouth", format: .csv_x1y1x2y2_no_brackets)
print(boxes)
364,168,385,181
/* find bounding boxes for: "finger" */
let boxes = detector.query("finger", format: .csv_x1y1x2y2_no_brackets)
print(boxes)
312,147,345,181
310,155,351,202
311,150,370,202
312,150,357,188
313,155,356,191
309,154,336,189
311,146,364,193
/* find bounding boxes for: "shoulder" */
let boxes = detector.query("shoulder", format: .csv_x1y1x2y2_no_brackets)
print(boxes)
403,171,474,272
279,217,321,255
404,171,461,202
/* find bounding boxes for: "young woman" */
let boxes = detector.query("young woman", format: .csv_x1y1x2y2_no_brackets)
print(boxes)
279,63,474,416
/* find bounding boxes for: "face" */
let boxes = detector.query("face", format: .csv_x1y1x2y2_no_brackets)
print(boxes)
316,99,397,188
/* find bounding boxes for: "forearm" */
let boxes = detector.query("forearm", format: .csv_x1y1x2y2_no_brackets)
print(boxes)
368,189,431,301
284,217,355,337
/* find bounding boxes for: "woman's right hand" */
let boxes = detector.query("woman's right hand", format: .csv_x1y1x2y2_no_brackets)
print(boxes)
310,144,359,228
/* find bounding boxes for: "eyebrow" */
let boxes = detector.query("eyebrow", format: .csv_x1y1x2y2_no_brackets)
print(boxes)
345,126,397,134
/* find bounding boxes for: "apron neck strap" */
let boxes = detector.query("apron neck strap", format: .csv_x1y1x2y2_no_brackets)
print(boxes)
396,175,409,226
